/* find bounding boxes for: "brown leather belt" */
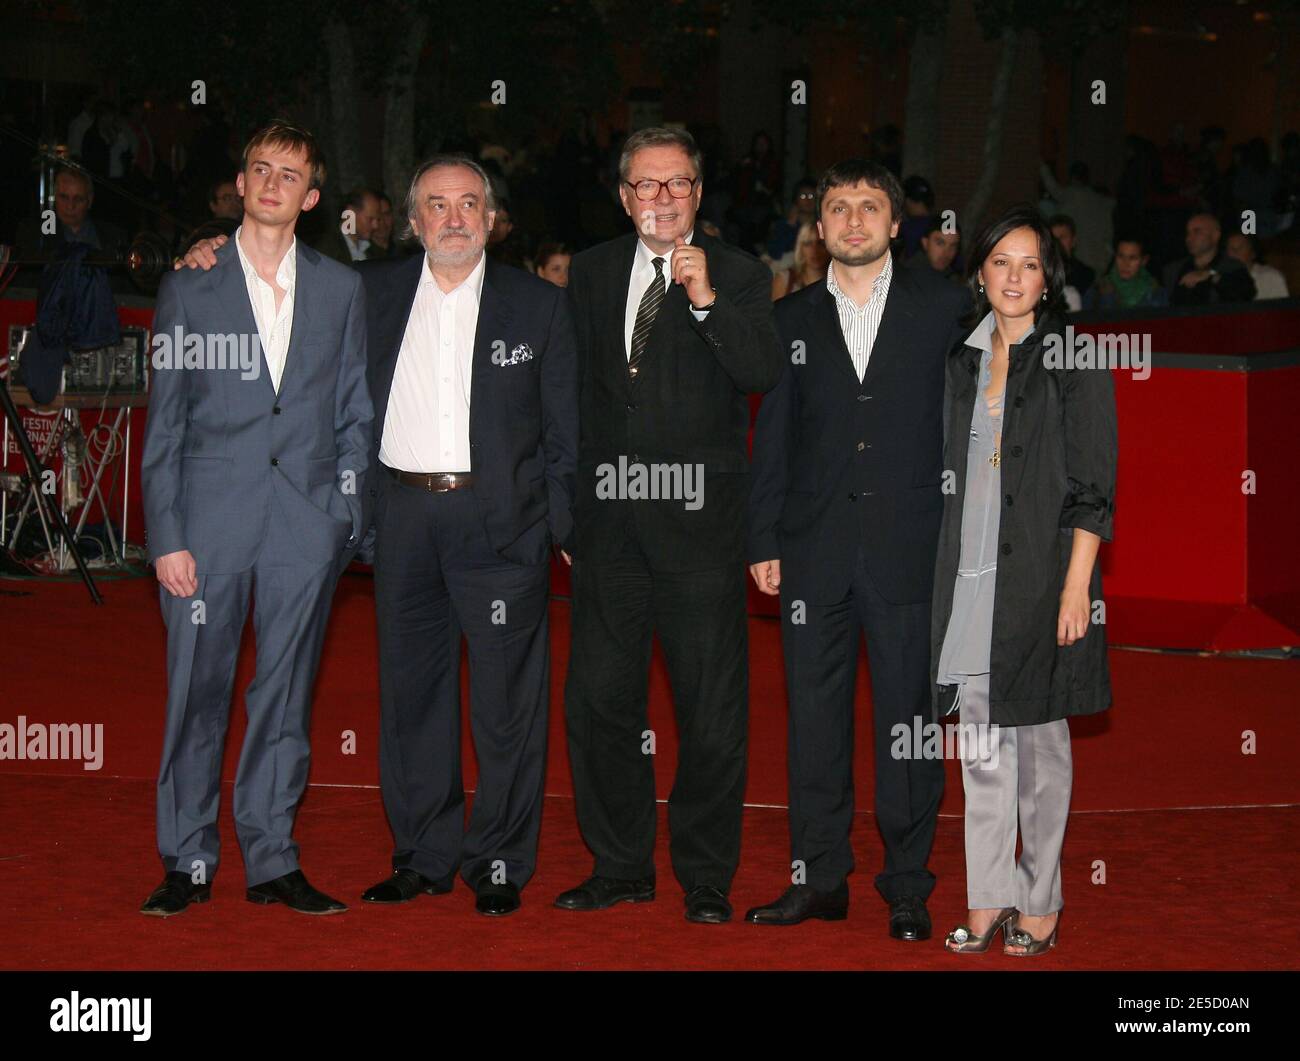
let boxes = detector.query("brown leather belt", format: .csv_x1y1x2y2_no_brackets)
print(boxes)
384,464,474,492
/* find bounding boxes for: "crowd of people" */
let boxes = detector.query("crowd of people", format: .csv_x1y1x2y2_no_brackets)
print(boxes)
757,137,1297,312
8,98,1295,314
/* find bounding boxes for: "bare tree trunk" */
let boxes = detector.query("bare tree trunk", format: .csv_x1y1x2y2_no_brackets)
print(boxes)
963,27,1019,229
383,9,429,222
324,17,364,195
308,57,339,223
901,19,948,182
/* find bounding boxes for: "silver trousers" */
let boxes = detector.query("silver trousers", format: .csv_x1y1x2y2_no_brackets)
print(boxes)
954,673,1073,915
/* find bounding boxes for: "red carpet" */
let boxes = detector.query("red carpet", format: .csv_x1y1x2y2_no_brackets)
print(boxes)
1,572,1298,969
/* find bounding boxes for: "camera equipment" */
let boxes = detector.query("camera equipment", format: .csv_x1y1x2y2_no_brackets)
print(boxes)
7,324,149,395
0,373,103,604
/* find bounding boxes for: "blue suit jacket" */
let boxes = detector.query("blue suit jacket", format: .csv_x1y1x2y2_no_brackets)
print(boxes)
142,238,374,574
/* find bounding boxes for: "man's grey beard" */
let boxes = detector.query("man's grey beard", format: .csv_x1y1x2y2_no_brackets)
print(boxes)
424,229,486,267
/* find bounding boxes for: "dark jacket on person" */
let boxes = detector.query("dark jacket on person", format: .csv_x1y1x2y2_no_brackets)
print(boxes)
355,252,577,567
568,229,782,570
1063,255,1095,298
749,265,968,605
1083,266,1169,311
21,241,121,404
314,224,382,267
930,312,1117,727
1162,251,1256,305
13,215,130,293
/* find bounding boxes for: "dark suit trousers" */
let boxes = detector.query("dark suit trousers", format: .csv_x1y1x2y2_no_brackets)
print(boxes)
564,530,749,892
780,545,943,901
373,472,551,888
156,493,340,888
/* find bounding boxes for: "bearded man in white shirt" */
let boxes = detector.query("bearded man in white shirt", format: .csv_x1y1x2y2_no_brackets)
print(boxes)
353,156,577,917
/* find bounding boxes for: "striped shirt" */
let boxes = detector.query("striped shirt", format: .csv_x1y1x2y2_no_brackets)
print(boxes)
825,253,893,382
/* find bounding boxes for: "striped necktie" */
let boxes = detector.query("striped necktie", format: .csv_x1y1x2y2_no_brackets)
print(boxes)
628,256,666,379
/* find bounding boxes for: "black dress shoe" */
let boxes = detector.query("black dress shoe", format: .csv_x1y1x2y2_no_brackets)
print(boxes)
475,876,521,916
361,867,455,904
246,870,347,915
888,895,932,941
744,882,849,925
554,875,655,911
684,885,732,924
139,871,211,917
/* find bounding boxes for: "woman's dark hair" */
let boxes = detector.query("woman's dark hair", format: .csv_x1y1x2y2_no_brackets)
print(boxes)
964,204,1067,324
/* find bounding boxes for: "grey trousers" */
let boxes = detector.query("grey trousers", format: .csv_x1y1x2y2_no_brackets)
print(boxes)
955,673,1073,915
156,550,339,888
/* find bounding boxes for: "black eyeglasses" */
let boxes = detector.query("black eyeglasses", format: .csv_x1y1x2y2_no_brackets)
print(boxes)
624,176,699,201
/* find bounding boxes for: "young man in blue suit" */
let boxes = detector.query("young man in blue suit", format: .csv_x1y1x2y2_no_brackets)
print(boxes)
140,122,373,916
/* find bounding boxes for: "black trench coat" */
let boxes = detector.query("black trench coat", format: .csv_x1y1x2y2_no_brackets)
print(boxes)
929,312,1117,726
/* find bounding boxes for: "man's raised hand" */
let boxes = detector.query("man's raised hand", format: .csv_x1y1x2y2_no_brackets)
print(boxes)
671,235,714,308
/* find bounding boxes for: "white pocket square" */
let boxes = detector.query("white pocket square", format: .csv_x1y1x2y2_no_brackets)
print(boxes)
499,342,534,366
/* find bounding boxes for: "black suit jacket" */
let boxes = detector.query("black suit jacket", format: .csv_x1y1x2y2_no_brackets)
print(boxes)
568,230,782,571
748,265,968,605
1162,251,1256,305
357,252,577,566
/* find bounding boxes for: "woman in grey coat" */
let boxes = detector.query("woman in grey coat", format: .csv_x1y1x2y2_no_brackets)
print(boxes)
933,205,1116,956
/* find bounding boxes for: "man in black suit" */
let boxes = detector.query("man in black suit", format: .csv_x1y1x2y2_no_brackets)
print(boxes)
746,160,967,940
1162,212,1257,305
316,187,382,265
356,155,577,916
555,127,783,924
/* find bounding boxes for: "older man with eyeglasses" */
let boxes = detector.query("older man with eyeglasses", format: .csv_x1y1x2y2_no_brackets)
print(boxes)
554,127,783,924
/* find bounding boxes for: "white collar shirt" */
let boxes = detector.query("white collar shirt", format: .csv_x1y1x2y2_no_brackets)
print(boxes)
378,251,487,473
825,253,893,382
234,225,296,394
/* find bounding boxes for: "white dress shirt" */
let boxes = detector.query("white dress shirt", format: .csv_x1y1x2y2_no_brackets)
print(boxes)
1250,262,1290,300
343,231,371,261
825,253,892,382
379,251,486,473
234,225,296,393
623,228,710,361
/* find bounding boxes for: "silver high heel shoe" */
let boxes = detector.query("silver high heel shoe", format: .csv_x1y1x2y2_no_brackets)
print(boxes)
1004,913,1060,956
943,907,1018,953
